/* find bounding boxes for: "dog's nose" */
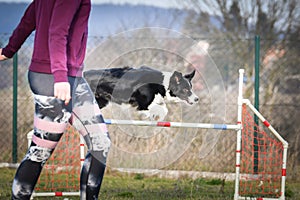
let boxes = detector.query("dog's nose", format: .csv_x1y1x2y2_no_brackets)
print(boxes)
194,97,199,102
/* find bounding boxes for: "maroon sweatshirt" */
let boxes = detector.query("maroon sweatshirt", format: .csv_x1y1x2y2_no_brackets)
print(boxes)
2,0,91,83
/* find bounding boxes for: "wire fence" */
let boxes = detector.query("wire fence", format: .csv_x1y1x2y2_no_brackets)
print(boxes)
0,33,299,180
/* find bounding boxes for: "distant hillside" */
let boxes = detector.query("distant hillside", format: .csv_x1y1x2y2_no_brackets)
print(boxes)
89,3,186,36
0,3,186,36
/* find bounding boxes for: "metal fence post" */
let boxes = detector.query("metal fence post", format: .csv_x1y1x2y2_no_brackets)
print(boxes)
12,53,18,163
254,35,260,173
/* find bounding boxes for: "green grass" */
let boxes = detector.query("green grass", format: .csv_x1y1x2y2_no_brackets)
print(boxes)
1,168,300,200
99,173,234,200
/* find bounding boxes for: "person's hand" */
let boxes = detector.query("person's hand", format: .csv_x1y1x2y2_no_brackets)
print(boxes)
0,49,8,61
54,82,71,105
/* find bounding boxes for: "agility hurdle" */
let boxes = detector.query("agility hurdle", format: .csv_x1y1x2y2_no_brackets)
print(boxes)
28,127,84,198
235,70,288,200
29,69,288,200
103,69,288,200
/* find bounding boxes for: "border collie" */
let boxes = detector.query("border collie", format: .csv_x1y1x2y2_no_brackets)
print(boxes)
84,66,199,121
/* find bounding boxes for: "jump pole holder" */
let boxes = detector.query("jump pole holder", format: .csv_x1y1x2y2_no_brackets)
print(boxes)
28,69,288,200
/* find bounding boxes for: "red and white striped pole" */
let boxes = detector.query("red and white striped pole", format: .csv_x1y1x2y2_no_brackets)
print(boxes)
234,69,244,200
104,119,240,130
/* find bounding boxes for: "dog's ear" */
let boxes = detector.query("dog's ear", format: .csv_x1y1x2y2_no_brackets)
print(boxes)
171,71,183,84
184,70,195,81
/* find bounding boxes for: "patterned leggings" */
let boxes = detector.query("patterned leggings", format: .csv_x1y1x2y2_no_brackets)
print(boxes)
12,71,111,200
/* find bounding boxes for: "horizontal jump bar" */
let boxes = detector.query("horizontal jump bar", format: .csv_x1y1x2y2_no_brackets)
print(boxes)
104,119,240,130
32,191,80,197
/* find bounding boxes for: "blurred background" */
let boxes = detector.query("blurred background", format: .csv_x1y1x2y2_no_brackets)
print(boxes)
0,0,299,181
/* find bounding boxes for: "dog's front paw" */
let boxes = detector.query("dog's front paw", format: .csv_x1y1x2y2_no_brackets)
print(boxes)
149,104,168,121
138,110,150,120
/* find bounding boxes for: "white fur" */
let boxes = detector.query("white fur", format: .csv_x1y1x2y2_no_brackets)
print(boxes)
138,94,168,121
162,71,181,103
187,92,199,105
162,71,172,89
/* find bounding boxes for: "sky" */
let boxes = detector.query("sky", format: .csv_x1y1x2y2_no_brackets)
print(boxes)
0,0,183,9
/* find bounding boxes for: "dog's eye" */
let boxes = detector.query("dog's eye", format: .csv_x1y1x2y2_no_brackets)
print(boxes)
183,89,189,93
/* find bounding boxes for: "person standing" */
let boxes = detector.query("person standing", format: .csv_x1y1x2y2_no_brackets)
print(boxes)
0,0,111,199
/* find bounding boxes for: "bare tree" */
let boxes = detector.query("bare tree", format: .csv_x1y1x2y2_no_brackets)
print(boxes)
178,0,300,179
176,0,299,85
179,0,299,39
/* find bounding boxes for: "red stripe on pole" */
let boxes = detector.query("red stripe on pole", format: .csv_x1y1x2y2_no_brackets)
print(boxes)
236,150,241,153
237,121,242,124
55,192,63,196
282,169,286,176
263,120,270,127
236,164,240,167
80,159,85,161
80,143,85,146
157,122,171,127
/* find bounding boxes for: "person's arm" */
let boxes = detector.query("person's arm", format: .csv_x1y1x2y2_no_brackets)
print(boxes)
1,1,36,59
49,0,82,105
48,0,81,83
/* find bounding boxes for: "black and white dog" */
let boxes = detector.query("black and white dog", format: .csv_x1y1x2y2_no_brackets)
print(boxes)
84,66,199,121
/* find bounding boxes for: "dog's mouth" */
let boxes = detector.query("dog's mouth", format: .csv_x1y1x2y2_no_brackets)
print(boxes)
186,100,196,105
186,95,199,105
168,90,199,105
187,101,195,105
